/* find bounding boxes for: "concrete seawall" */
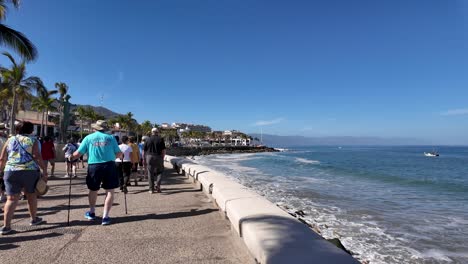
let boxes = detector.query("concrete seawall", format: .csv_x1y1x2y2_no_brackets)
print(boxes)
166,155,360,264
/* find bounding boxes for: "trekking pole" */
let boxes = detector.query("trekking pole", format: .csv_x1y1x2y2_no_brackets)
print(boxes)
67,158,73,226
121,158,128,215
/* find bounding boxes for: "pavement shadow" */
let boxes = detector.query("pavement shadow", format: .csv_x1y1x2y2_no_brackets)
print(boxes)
160,188,201,195
40,193,89,200
48,182,87,187
15,203,103,213
67,208,218,226
0,232,63,250
117,208,219,223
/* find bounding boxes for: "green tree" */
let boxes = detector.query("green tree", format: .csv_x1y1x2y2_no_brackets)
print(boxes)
0,0,37,61
140,120,153,136
0,52,43,134
75,106,88,138
31,88,58,137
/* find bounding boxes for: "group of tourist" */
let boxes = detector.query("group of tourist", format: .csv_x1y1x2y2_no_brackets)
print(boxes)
0,120,166,235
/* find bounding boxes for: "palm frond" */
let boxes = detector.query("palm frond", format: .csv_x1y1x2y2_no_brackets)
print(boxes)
0,24,37,61
0,1,20,21
1,51,16,67
10,0,20,8
0,3,7,21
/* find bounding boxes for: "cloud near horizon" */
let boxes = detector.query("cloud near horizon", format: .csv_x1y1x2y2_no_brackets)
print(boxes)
440,108,468,116
253,118,285,126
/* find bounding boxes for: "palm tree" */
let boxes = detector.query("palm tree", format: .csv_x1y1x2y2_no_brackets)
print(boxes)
140,120,153,136
0,0,37,61
125,112,137,134
0,52,43,134
31,88,58,137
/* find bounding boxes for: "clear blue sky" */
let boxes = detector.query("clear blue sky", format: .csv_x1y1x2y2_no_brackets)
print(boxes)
2,0,468,144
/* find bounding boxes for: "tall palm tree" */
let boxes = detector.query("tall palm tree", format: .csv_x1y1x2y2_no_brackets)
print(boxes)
31,88,58,137
0,52,43,134
0,0,37,61
140,120,153,136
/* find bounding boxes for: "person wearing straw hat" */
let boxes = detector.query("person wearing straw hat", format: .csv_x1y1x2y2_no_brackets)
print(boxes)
143,128,166,193
69,120,122,226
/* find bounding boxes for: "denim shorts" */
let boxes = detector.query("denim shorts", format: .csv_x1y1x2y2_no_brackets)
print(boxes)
3,170,40,195
86,161,119,191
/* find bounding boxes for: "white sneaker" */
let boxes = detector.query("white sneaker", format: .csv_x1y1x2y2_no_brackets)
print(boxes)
64,174,69,178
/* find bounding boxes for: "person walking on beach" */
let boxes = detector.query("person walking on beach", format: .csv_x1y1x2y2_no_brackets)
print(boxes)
0,121,48,235
68,120,122,225
41,136,56,178
62,138,78,178
115,136,132,193
143,128,166,193
128,136,140,184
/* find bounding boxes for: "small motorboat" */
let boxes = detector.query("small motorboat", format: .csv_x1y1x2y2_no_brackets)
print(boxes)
424,152,439,157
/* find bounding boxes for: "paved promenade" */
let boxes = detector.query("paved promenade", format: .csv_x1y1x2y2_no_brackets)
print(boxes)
0,162,253,264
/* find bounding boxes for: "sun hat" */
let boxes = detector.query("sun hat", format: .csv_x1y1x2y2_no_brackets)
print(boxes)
91,120,108,131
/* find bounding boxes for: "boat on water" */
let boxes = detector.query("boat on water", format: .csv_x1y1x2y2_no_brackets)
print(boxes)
424,151,439,157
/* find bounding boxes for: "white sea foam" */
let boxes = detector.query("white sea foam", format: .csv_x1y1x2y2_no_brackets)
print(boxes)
295,158,320,164
194,153,468,264
419,249,453,262
274,148,289,152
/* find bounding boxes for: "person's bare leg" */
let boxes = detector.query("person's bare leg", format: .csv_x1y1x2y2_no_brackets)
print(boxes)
72,164,77,177
44,160,49,176
3,194,19,228
51,161,55,176
102,189,114,218
88,190,98,213
26,192,38,220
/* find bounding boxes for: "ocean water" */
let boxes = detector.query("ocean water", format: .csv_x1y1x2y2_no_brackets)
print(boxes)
194,146,468,264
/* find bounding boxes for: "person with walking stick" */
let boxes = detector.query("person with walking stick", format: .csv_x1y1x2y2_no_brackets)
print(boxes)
69,120,122,226
115,136,132,193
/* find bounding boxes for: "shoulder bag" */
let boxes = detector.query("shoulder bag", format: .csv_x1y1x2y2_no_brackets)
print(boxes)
15,136,48,195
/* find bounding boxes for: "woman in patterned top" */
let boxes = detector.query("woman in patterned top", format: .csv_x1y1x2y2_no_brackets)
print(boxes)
0,121,48,235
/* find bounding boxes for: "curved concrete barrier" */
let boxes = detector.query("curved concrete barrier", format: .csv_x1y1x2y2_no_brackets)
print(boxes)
189,165,211,179
241,214,360,264
164,156,359,264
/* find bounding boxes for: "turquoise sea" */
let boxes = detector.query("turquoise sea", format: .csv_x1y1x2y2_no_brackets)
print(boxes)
195,146,468,264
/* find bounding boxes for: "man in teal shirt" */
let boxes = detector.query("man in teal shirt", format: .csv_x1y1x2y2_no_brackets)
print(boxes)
70,120,122,225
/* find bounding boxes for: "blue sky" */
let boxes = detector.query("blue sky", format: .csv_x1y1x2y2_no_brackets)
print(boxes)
2,0,468,144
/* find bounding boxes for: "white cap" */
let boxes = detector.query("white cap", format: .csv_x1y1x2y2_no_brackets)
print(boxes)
151,127,159,133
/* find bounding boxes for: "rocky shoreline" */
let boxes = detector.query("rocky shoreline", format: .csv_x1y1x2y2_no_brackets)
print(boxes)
166,146,278,156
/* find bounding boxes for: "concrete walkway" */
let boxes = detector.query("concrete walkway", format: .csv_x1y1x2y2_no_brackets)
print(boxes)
0,162,253,264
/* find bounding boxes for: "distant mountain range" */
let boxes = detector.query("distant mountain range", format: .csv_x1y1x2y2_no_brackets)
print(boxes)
70,104,121,119
24,99,121,119
249,134,430,147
